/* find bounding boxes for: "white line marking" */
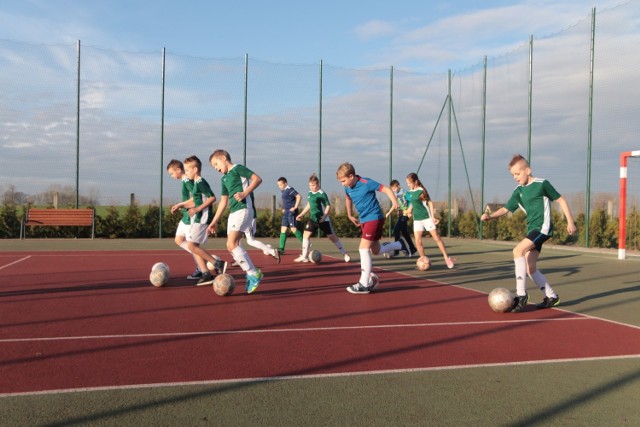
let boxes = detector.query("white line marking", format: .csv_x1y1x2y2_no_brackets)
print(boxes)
0,255,31,271
0,317,590,343
1,353,639,398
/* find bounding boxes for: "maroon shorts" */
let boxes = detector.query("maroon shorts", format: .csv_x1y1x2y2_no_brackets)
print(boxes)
361,218,384,241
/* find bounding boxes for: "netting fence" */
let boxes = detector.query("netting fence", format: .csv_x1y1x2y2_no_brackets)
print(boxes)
1,2,639,244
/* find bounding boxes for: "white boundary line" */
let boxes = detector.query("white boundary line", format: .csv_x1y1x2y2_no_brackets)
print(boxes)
0,317,591,344
2,353,639,398
0,255,31,271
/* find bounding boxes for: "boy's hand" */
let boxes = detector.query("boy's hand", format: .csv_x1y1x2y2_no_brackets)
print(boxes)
567,222,577,235
234,191,247,202
480,213,490,222
348,215,360,226
207,222,218,235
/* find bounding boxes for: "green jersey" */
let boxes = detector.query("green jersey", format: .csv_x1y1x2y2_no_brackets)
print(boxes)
504,178,561,235
220,164,256,214
407,187,432,221
190,176,215,224
180,177,194,225
307,189,331,222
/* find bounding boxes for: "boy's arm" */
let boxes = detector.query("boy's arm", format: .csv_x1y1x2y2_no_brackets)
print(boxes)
208,195,228,234
188,195,217,217
171,197,194,213
292,193,302,211
234,173,262,202
380,185,399,215
555,196,577,235
296,203,310,220
345,194,358,226
481,207,509,221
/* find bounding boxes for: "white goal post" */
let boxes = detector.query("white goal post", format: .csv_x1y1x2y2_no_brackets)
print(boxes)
619,150,640,260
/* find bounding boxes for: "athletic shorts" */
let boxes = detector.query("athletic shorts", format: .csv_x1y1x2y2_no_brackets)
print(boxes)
175,221,190,238
281,210,298,228
360,218,384,241
187,222,209,245
305,219,334,236
526,229,550,252
413,218,436,233
228,208,254,234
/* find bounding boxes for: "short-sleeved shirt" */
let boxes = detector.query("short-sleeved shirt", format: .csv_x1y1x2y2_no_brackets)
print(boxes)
220,164,256,214
394,188,409,211
504,178,561,235
407,187,432,221
190,176,215,224
180,177,194,225
344,176,384,223
307,189,331,223
281,185,299,212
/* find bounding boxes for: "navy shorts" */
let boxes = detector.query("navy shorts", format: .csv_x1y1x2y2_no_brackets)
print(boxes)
281,210,298,228
526,230,550,252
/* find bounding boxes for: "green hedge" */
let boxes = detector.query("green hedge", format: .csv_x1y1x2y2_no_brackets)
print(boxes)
1,203,639,251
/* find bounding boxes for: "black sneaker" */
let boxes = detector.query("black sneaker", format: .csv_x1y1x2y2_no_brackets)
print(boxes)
197,273,215,286
273,248,281,264
536,295,560,309
510,293,529,313
346,283,370,294
214,259,228,275
186,270,203,280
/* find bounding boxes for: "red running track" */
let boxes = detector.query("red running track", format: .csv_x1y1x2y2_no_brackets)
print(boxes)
1,250,640,395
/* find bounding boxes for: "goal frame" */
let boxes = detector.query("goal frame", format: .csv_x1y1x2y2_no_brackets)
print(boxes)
619,150,640,259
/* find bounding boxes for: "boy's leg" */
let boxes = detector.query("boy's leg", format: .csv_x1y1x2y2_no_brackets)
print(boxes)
229,211,263,293
526,249,560,308
399,217,418,254
176,223,202,278
510,238,536,312
246,219,280,263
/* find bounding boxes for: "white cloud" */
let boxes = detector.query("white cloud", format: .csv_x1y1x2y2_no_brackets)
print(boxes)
354,20,396,41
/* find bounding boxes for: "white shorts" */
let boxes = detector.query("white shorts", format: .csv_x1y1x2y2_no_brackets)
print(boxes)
413,218,436,232
187,222,209,244
175,221,190,238
228,208,254,234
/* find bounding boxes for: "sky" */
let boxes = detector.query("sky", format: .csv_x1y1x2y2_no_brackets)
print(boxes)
0,0,623,72
1,0,638,210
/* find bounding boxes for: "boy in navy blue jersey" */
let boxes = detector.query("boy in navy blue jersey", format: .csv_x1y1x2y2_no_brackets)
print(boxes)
276,177,304,254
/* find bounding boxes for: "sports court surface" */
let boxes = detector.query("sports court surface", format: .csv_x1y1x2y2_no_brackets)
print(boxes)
1,238,639,426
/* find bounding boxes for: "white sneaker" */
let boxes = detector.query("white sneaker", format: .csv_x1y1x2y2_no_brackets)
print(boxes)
446,257,455,269
344,253,351,263
294,255,309,263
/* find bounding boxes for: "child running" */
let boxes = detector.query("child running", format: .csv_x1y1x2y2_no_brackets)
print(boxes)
336,162,409,294
294,173,351,263
480,154,577,312
207,149,274,293
405,172,455,269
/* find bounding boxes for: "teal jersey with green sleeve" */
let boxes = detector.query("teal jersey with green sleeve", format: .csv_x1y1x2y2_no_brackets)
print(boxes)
307,189,331,222
504,178,560,235
180,177,194,225
191,177,215,224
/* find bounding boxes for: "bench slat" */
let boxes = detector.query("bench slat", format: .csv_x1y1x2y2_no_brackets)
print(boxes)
22,209,95,239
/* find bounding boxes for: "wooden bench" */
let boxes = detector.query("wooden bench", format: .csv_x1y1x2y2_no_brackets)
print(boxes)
20,208,95,239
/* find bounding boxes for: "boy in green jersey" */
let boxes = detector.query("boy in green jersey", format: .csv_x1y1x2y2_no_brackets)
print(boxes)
294,173,351,263
481,154,577,312
207,150,271,294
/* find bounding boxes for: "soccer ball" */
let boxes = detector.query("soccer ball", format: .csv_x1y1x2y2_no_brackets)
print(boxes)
149,266,170,287
151,262,170,275
488,287,515,313
308,249,322,263
416,256,431,271
213,273,236,296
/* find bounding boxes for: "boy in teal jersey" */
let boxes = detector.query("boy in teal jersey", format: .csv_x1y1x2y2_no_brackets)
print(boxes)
405,172,454,269
174,156,227,286
481,154,577,312
207,150,272,294
166,159,203,279
294,173,351,263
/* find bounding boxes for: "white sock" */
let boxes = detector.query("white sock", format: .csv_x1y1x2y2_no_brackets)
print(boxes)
334,239,347,255
514,257,527,296
245,235,275,256
359,248,372,286
231,245,256,275
529,270,557,298
302,238,311,257
379,241,401,254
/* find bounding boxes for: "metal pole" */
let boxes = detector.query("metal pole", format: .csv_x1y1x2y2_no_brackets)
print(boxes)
389,66,394,237
585,7,596,248
243,53,248,166
528,35,533,165
75,40,80,209
447,70,452,237
480,56,487,240
160,47,166,238
319,60,323,183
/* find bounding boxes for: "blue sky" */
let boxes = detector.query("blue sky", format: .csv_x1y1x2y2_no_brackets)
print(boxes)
0,0,622,72
1,0,638,209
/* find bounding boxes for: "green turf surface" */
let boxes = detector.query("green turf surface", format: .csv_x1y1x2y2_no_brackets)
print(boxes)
1,238,639,426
